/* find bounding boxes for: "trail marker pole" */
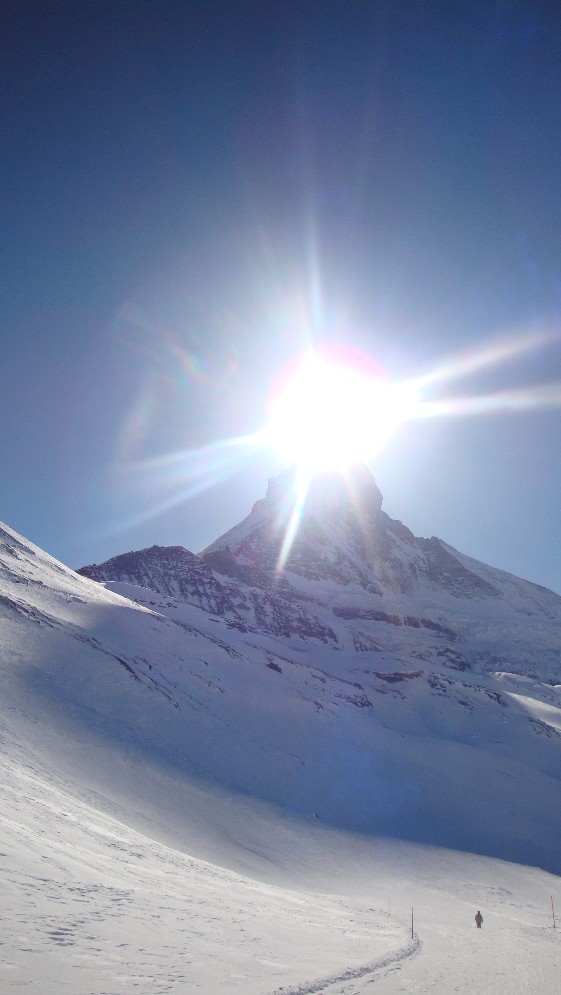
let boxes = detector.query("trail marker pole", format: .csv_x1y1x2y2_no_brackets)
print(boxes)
411,907,414,938
552,895,556,930
388,899,391,916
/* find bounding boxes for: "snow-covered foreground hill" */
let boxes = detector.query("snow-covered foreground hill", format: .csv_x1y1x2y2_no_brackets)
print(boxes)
2,715,560,994
1,511,561,992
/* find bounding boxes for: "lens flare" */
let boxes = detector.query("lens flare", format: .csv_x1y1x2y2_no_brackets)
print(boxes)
267,346,418,474
111,299,560,570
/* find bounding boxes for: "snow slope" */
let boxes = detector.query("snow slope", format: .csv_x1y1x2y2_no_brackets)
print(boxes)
2,503,561,992
1,712,560,994
75,470,561,869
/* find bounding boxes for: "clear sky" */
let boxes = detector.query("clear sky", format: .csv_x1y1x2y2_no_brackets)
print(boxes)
2,0,561,593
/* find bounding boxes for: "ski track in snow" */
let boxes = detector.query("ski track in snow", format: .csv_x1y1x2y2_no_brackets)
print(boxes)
267,934,421,995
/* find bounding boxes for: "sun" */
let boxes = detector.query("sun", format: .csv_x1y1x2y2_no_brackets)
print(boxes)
267,347,416,475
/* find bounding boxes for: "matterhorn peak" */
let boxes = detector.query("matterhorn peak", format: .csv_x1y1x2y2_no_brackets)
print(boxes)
200,464,390,591
305,464,384,518
254,464,384,521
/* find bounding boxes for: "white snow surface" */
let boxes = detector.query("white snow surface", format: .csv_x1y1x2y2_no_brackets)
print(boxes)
1,519,561,993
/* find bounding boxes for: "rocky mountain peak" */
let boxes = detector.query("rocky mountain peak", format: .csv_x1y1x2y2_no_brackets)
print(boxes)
254,464,384,521
200,465,387,590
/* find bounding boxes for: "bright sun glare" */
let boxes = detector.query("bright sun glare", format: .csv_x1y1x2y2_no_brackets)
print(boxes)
267,347,417,475
117,323,559,548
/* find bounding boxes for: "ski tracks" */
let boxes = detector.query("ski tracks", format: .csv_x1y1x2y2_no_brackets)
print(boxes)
267,931,421,995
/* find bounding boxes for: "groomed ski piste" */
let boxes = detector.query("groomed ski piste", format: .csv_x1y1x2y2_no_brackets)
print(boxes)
1,519,560,992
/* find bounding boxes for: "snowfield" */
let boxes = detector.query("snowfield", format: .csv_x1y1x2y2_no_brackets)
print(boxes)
1,496,561,993
2,721,560,994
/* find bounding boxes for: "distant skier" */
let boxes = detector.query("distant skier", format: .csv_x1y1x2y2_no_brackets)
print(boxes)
475,910,483,928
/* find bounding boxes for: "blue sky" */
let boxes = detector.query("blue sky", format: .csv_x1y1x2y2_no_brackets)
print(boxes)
2,1,561,593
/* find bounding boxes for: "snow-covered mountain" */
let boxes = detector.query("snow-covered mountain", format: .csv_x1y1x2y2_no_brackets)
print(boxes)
2,470,561,992
74,467,561,869
81,465,561,683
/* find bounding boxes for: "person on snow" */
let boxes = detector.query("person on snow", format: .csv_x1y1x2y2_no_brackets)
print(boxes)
475,910,483,928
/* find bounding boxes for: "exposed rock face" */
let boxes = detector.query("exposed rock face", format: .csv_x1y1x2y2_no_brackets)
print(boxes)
80,545,237,615
78,544,338,644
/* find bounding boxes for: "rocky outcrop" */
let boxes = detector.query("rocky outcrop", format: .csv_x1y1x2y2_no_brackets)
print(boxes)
79,544,338,645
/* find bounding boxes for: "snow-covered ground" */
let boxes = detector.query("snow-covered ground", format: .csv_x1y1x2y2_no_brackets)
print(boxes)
3,727,409,995
1,723,560,994
1,519,560,992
